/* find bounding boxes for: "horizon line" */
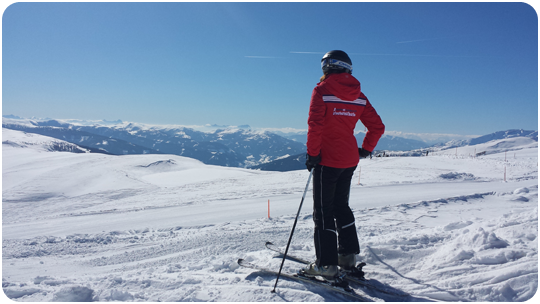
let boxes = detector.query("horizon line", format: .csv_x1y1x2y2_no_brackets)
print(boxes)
3,115,529,139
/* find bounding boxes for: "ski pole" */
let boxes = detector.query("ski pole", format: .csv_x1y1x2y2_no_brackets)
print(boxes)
271,169,313,293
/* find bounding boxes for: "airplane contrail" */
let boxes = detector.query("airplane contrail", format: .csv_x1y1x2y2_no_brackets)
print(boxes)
289,51,325,54
244,56,281,58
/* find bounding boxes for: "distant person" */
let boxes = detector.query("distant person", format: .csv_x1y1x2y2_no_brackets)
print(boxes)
303,50,385,278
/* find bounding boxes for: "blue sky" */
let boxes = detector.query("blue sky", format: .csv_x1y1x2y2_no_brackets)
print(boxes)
2,2,538,136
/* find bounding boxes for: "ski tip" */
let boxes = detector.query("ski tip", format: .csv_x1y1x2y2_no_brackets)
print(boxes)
265,241,273,246
237,258,244,264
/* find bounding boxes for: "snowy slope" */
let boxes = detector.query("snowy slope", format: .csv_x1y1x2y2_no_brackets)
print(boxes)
2,129,91,154
2,128,538,301
434,137,538,157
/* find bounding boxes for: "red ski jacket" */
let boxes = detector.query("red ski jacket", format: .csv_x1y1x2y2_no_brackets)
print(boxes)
307,73,385,168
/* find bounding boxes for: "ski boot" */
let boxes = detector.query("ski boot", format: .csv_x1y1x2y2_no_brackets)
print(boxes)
299,262,338,279
338,253,356,271
299,262,351,290
348,262,367,279
338,254,366,279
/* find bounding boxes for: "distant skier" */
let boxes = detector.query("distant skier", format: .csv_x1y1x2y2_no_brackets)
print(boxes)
304,50,385,278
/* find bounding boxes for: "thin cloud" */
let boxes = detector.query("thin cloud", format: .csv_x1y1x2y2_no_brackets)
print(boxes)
351,53,443,57
289,51,325,54
244,56,281,59
350,53,499,59
291,51,486,59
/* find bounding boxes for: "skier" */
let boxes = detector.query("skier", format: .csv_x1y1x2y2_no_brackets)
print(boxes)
303,50,385,279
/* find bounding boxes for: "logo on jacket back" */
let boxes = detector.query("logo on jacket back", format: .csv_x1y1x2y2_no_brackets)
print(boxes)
333,108,356,117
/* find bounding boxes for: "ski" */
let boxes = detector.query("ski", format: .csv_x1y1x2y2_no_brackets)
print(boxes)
237,259,371,302
265,241,409,297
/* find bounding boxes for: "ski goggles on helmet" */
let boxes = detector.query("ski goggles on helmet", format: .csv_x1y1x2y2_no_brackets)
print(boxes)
321,58,353,73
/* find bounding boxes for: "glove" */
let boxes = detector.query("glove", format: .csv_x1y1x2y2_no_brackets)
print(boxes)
305,153,321,172
358,148,371,159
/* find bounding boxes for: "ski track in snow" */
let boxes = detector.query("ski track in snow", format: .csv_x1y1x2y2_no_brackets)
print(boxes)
2,128,538,302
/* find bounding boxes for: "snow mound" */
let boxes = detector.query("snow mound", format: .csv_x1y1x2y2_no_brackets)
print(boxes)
138,159,177,168
514,187,530,195
51,286,94,302
102,289,134,301
438,172,477,180
3,288,42,299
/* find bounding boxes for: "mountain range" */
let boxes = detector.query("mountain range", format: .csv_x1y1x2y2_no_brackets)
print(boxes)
251,129,538,171
2,117,536,171
2,118,305,167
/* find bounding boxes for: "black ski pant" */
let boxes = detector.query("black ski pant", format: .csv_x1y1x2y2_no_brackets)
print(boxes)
312,165,360,267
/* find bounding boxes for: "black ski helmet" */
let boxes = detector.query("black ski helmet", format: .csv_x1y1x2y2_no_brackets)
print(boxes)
321,50,352,74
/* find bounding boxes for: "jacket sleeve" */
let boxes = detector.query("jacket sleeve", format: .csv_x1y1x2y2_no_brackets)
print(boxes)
306,88,326,157
359,98,385,152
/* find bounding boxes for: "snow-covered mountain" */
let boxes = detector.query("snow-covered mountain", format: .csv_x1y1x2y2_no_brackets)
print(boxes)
276,131,431,151
2,121,157,156
2,130,94,154
433,129,538,150
250,153,307,172
470,129,538,144
0,116,438,167
2,116,488,162
355,129,537,152
2,127,537,301
3,116,537,170
382,130,480,145
250,129,538,171
356,133,429,151
2,118,305,168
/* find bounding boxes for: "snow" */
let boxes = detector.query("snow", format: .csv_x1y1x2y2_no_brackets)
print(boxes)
382,130,480,145
2,128,538,302
434,137,538,157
